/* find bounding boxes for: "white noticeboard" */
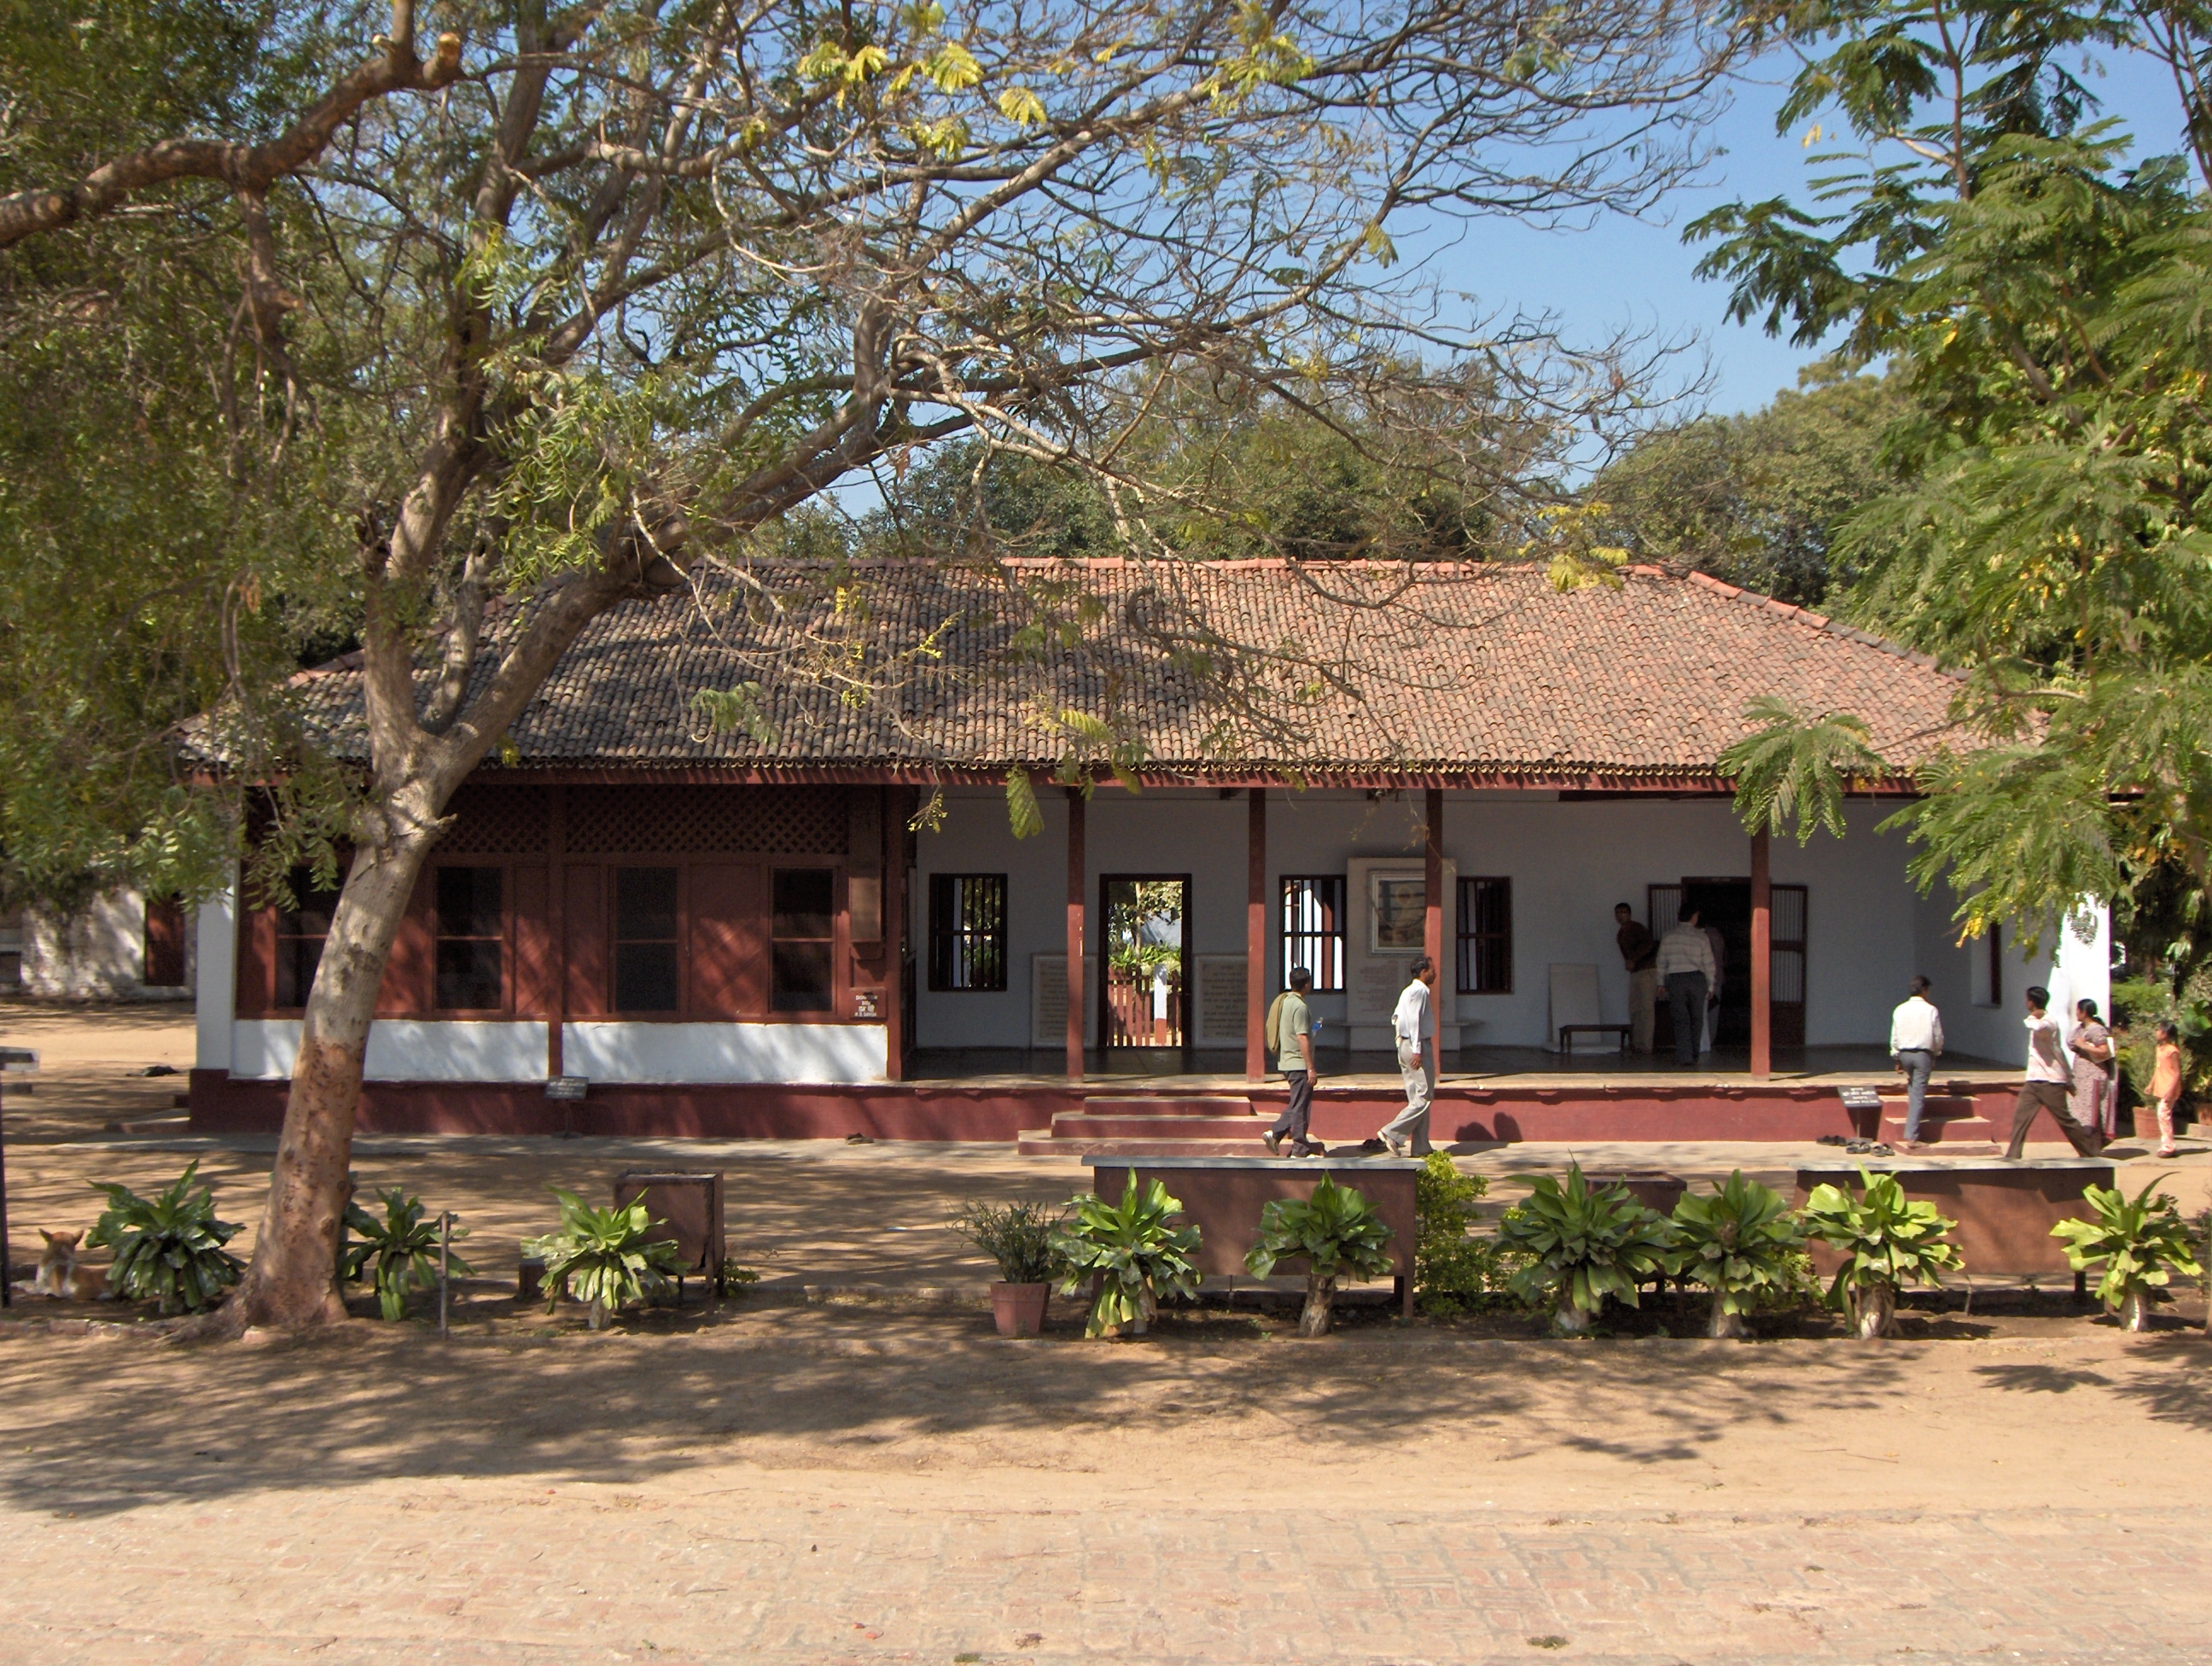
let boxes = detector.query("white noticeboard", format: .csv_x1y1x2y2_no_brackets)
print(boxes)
1192,955,1249,1048
1030,954,1100,1049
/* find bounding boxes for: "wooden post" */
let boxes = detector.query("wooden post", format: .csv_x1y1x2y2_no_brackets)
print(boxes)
1066,785,1086,1081
1425,787,1445,1076
883,785,905,1082
1750,827,1773,1081
1246,789,1267,1082
547,784,567,1083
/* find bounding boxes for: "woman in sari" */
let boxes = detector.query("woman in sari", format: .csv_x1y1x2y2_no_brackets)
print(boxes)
2068,999,2118,1142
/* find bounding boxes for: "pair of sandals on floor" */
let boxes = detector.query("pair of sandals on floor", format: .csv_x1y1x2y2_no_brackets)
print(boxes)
1260,1132,1423,1158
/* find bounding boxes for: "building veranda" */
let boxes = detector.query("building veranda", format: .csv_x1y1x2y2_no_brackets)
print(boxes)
186,559,2096,1145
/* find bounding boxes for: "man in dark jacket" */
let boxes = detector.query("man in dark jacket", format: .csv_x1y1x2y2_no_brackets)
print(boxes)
1615,903,1658,1055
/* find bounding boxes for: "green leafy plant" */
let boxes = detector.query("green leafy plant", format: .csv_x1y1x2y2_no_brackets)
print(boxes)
1496,1165,1675,1335
341,1188,474,1321
1798,1168,1963,1339
1413,1152,1516,1315
521,1189,685,1331
951,1199,1064,1284
1244,1174,1397,1337
1052,1171,1202,1338
2052,1180,2205,1333
84,1161,244,1314
1669,1171,1807,1339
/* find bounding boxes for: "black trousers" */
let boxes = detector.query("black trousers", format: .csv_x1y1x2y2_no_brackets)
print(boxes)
1269,1070,1316,1151
2005,1080,2104,1159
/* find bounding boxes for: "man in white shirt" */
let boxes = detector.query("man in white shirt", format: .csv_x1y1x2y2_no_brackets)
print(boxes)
1654,907,1718,1066
1889,975,1945,1147
2002,985,2106,1159
1375,956,1437,1157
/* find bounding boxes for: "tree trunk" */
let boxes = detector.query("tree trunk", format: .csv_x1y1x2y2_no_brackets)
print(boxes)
1708,1290,1747,1340
1850,1283,1896,1340
1132,1277,1158,1336
1300,1271,1336,1337
587,1294,608,1332
2119,1287,2151,1333
1553,1299,1592,1335
209,813,444,1334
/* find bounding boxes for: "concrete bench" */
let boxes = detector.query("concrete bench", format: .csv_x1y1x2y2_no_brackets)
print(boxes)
1085,1155,1422,1317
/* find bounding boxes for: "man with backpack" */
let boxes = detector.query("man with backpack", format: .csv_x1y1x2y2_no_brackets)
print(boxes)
1262,966,1325,1156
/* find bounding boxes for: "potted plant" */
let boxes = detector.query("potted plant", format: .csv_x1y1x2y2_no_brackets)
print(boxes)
1243,1173,1396,1337
952,1199,1063,1336
1496,1164,1675,1335
521,1188,685,1331
343,1187,474,1321
85,1161,244,1315
1797,1168,1962,1338
1052,1171,1202,1338
1669,1170,1806,1339
2051,1180,2204,1332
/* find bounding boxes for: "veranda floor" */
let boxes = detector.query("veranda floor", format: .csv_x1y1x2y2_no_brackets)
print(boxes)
905,1043,2022,1089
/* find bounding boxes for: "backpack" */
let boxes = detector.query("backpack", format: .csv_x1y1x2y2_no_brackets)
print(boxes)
1264,992,1289,1054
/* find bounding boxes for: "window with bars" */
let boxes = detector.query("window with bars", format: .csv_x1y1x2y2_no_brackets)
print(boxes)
771,867,836,1012
614,867,681,1012
274,868,343,1008
1278,876,1346,992
928,874,1008,991
1456,877,1512,993
434,866,505,1011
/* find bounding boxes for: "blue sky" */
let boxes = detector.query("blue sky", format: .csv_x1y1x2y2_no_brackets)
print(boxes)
1428,45,2192,416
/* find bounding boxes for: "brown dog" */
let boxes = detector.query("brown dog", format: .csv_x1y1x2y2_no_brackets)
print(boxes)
29,1230,113,1301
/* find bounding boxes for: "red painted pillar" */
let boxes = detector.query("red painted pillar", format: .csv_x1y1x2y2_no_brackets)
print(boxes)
1066,785,1086,1081
1750,827,1773,1081
883,786,905,1082
1425,787,1445,1076
1247,789,1267,1082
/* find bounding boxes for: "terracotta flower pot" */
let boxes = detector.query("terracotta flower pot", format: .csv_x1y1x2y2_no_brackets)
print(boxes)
991,1281,1051,1337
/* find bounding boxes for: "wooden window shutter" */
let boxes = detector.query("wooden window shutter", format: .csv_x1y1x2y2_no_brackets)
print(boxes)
511,865,555,1016
690,862,766,1017
564,865,608,1016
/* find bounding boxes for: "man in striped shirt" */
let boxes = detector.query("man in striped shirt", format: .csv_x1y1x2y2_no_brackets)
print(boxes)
1655,907,1717,1067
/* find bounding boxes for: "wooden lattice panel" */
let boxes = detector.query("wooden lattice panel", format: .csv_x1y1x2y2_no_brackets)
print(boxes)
567,785,849,855
442,786,550,853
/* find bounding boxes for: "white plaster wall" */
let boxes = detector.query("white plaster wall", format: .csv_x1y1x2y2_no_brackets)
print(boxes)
232,1019,550,1081
195,883,236,1073
20,888,184,1000
563,1022,887,1083
916,786,1961,1052
1909,888,2049,1064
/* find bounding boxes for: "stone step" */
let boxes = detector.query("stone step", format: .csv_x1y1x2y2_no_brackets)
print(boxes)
1017,1132,1289,1158
1049,1112,1268,1139
1881,1111,1993,1144
1078,1095,1256,1118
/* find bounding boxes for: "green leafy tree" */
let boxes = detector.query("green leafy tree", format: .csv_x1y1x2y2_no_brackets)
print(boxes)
4,0,1734,1336
1694,0,2212,969
2051,1179,2203,1331
342,1187,474,1321
522,1190,684,1331
1413,1150,1515,1315
1243,1173,1396,1337
1587,370,1906,604
1053,1172,1203,1338
84,1160,245,1314
1668,1170,1807,1338
1497,1165,1676,1334
1797,1168,1963,1338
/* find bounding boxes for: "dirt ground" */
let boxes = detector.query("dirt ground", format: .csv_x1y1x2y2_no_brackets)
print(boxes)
4,1002,2211,1663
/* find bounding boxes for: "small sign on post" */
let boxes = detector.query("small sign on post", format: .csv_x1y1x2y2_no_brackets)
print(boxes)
544,1075,588,1139
1839,1084,1884,1142
0,1047,38,1312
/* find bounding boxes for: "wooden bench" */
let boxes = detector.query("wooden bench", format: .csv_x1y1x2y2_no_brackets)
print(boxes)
1558,1023,1632,1055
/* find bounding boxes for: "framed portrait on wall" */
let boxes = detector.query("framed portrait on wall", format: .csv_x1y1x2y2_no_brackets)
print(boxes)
1369,872,1427,953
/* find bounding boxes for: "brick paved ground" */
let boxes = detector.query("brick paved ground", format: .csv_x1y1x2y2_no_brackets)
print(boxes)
3,1317,2207,1665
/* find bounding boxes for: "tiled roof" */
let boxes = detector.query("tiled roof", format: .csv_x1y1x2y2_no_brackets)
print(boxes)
231,560,1965,783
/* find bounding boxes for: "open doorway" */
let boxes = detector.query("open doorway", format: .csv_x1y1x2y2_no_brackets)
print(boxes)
1650,878,1808,1051
1099,875,1189,1052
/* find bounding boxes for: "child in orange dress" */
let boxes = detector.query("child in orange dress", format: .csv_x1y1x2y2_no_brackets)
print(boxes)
2151,1021,2185,1160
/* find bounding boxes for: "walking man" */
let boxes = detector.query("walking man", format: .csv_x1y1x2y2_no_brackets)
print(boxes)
1377,956,1438,1157
1263,967,1324,1157
1655,906,1717,1066
1889,975,1944,1149
2002,985,2107,1159
1615,903,1659,1054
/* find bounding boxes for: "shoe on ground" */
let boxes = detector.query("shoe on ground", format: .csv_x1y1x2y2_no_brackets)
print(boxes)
1359,1137,1388,1153
1263,1131,1283,1156
2158,1146,2180,1159
1384,1139,1410,1158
